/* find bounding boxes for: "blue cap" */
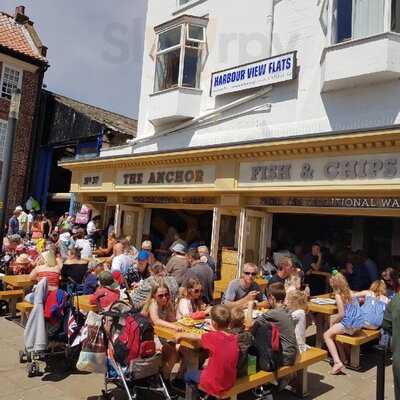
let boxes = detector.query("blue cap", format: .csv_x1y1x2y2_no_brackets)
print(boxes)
138,250,150,262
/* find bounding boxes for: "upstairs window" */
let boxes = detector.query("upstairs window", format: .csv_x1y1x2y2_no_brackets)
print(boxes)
1,65,22,100
335,0,400,43
154,20,206,92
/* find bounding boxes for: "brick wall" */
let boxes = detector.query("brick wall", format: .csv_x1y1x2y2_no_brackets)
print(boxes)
0,60,42,214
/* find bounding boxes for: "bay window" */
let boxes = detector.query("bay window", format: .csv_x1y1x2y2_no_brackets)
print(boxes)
335,0,400,43
154,18,206,93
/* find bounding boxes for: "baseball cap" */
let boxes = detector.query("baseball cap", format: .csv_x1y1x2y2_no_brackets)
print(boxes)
138,250,150,262
99,271,119,290
171,242,187,254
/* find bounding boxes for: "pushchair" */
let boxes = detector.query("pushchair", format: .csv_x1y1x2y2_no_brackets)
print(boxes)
101,301,172,400
19,281,85,377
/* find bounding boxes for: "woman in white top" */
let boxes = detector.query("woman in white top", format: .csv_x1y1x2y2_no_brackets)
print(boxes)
286,289,309,353
176,278,209,320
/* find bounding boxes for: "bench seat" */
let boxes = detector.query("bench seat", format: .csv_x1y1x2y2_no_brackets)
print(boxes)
220,347,327,399
16,301,34,326
335,329,380,369
0,289,24,299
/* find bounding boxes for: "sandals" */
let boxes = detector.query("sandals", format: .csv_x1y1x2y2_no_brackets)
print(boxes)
330,362,345,375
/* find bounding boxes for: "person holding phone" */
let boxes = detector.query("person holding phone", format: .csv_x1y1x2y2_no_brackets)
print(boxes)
222,263,269,309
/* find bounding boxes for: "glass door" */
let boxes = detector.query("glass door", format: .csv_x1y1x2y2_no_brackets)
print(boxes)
115,204,145,249
238,209,273,274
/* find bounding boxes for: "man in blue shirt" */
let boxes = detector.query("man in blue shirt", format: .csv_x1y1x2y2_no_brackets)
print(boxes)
8,211,19,235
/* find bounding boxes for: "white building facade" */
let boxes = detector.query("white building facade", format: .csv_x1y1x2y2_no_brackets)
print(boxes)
64,0,400,273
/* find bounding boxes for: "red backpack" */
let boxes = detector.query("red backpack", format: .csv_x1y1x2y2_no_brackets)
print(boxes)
113,313,155,367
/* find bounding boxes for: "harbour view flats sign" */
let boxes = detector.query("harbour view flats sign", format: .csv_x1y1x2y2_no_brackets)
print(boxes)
253,197,400,209
210,51,296,97
239,153,400,187
116,166,215,187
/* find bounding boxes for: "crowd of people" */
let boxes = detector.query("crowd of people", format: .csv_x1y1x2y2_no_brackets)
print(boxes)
1,205,400,399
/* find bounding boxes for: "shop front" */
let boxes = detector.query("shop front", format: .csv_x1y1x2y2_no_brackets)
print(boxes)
62,129,400,277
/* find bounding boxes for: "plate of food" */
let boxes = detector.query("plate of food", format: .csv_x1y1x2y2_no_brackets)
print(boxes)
178,317,204,327
310,298,336,305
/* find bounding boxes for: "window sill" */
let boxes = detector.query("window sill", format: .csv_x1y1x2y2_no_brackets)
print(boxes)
150,86,202,97
321,31,400,92
173,0,207,15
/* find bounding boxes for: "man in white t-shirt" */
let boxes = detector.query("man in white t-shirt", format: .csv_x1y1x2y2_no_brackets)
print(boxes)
74,228,93,260
87,215,101,246
111,243,134,276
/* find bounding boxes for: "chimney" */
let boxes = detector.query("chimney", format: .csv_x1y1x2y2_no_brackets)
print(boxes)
15,6,29,24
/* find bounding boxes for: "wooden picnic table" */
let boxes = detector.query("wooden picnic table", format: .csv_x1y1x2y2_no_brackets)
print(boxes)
2,274,34,290
73,295,97,313
155,323,204,400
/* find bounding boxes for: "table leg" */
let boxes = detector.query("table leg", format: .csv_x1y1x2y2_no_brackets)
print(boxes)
315,314,329,348
349,345,361,370
295,368,309,398
8,297,17,318
185,349,200,400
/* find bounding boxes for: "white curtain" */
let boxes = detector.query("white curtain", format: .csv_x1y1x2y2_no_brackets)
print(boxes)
352,0,385,39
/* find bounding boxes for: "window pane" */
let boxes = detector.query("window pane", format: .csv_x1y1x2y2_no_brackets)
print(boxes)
158,26,181,51
188,25,204,41
337,0,352,42
392,0,400,32
183,47,200,88
352,0,384,39
0,120,8,161
1,67,20,100
179,0,192,5
155,48,181,91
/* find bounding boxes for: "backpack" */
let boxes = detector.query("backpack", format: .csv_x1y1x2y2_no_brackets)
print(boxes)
230,328,254,378
251,316,282,372
113,313,155,367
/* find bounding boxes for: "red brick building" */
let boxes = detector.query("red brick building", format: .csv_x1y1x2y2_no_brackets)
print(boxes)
0,6,48,213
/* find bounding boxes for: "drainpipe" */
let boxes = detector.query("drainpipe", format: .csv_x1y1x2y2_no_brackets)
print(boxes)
266,0,275,58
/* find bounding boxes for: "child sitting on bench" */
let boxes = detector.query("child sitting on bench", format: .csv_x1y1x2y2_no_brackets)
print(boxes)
323,271,364,375
177,304,239,398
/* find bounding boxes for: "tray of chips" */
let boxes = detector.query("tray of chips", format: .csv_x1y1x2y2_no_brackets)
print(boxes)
178,317,205,327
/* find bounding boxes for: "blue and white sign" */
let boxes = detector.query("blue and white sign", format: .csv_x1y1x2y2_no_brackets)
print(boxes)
210,51,297,97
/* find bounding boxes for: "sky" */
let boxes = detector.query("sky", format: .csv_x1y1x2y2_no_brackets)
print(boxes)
2,0,148,119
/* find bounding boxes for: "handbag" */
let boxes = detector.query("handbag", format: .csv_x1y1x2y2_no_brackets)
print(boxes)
77,311,106,373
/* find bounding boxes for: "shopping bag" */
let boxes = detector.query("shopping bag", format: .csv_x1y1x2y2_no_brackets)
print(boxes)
76,311,106,373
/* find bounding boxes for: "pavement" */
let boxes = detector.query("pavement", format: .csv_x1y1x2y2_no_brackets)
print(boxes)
0,317,395,400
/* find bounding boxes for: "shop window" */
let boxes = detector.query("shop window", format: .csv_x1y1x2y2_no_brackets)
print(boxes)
1,65,22,100
154,22,205,92
0,120,7,160
334,0,400,43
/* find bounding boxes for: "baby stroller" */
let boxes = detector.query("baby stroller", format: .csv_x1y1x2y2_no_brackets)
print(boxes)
101,301,172,400
19,278,85,377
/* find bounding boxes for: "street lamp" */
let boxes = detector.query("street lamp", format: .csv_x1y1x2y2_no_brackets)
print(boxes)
0,88,22,245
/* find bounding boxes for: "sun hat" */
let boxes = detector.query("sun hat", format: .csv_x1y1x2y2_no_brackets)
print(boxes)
16,254,31,264
138,250,150,262
171,242,187,255
99,271,119,290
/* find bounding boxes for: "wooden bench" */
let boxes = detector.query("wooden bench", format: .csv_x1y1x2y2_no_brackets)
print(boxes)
0,290,24,318
16,301,34,326
335,329,380,369
219,347,327,399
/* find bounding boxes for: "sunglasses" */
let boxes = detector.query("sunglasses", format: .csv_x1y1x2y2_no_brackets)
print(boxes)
157,293,170,299
244,271,257,276
192,288,202,294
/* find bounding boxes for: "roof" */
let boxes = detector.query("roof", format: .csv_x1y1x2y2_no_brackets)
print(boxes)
49,91,137,137
0,9,47,63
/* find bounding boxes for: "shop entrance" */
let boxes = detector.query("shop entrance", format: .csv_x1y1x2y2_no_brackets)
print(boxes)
149,208,213,263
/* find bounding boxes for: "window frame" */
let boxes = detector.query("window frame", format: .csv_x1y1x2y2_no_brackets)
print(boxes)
0,64,23,101
154,17,207,93
328,0,394,45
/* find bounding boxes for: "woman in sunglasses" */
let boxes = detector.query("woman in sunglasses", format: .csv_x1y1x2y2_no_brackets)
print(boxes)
176,278,210,320
143,280,183,380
